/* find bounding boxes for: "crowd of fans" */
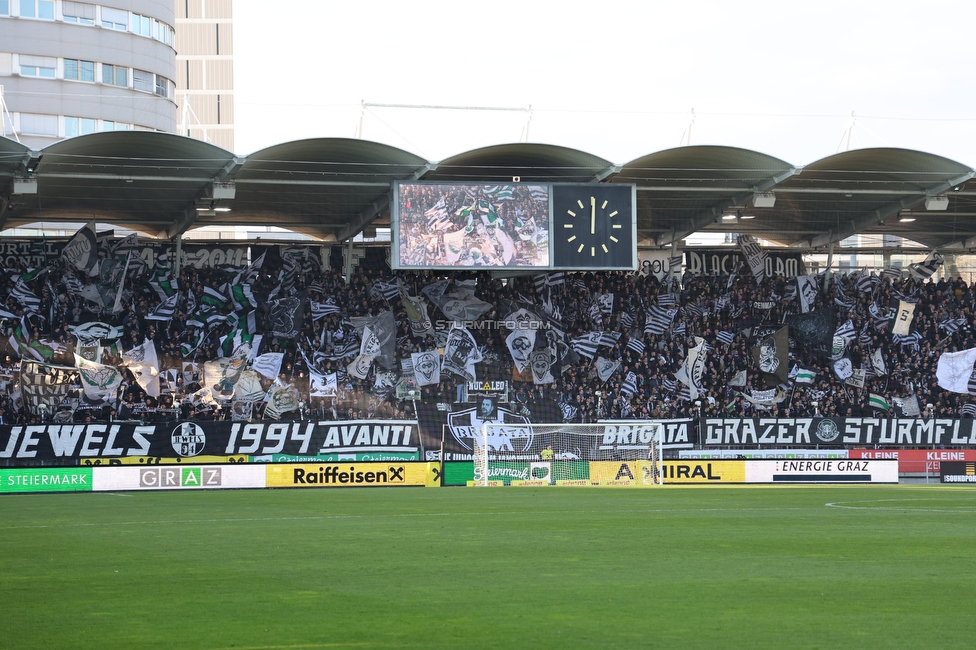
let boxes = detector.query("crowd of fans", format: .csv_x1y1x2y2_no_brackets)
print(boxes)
0,242,974,427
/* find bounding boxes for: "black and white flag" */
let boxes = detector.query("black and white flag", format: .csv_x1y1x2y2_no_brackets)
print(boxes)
309,370,338,398
882,266,902,282
506,328,536,373
595,356,620,382
675,336,707,400
645,305,678,335
752,326,789,384
626,337,646,355
621,371,638,396
570,332,602,360
9,279,41,313
349,311,397,369
935,348,976,394
657,293,677,308
834,319,855,340
716,331,735,346
871,348,887,376
311,299,341,321
266,292,307,339
442,326,481,382
61,225,98,274
369,279,400,302
146,294,179,322
533,272,565,292
833,358,854,380
797,275,820,313
909,251,944,281
411,350,441,386
737,234,768,284
939,317,967,334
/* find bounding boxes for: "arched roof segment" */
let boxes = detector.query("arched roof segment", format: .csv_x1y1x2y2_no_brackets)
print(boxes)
1,131,235,238
763,149,975,248
426,143,616,183
615,145,796,246
216,137,430,241
2,134,975,249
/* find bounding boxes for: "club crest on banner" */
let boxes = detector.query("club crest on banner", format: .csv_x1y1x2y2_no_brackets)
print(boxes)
411,350,440,386
447,405,532,452
171,422,206,457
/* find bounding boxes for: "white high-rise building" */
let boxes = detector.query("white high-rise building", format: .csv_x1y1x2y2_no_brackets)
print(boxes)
0,0,233,151
174,0,233,151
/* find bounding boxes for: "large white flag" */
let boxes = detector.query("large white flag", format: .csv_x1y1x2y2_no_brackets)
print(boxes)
75,354,123,404
595,356,620,382
892,300,916,336
252,352,284,380
675,336,707,400
505,328,536,374
121,339,160,397
936,348,976,394
871,348,887,376
797,275,819,313
411,350,441,386
309,370,338,397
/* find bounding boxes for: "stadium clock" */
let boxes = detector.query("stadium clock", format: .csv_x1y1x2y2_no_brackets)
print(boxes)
551,183,636,269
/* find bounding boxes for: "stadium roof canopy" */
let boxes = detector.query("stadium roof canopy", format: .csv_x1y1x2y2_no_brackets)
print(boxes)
1,133,975,249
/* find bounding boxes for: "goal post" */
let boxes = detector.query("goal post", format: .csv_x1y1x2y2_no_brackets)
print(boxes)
474,422,663,486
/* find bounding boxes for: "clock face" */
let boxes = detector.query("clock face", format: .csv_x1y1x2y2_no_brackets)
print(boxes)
551,184,635,269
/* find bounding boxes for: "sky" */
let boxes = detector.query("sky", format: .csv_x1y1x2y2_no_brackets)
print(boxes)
233,0,976,168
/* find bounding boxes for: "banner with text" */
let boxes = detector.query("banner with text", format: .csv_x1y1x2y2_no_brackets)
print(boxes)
0,420,422,466
699,418,976,447
684,249,806,278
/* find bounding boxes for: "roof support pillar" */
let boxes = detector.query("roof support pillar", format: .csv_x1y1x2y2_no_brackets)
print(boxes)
344,237,354,285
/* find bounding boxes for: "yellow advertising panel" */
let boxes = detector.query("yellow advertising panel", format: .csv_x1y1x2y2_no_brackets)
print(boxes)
661,460,745,484
424,462,441,488
588,461,658,486
266,462,428,488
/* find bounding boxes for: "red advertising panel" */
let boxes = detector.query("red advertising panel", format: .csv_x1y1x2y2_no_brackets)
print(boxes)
847,449,976,473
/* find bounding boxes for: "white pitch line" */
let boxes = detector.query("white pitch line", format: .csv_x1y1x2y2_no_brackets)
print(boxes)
826,498,976,513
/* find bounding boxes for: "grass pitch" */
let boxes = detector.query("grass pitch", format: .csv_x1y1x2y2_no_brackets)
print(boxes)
2,486,976,649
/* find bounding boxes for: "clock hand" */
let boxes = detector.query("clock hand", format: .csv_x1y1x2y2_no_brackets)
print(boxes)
590,196,596,235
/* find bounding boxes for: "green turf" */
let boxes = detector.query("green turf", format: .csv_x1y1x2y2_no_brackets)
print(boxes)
2,486,976,649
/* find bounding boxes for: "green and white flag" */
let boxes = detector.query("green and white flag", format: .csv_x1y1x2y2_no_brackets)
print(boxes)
868,393,891,411
74,354,122,404
795,368,817,384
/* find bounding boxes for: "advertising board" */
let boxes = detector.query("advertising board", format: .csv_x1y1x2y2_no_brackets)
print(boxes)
847,449,976,473
265,462,432,488
0,467,93,493
939,461,976,483
746,459,898,483
91,465,266,491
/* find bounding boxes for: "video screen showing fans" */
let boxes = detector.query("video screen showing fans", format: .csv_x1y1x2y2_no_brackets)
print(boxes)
393,182,551,269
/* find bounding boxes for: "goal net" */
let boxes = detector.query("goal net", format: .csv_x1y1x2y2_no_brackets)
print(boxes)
474,422,662,487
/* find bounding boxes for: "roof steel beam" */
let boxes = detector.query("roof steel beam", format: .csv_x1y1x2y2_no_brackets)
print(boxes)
593,164,621,182
798,171,975,248
334,162,438,243
654,167,798,246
